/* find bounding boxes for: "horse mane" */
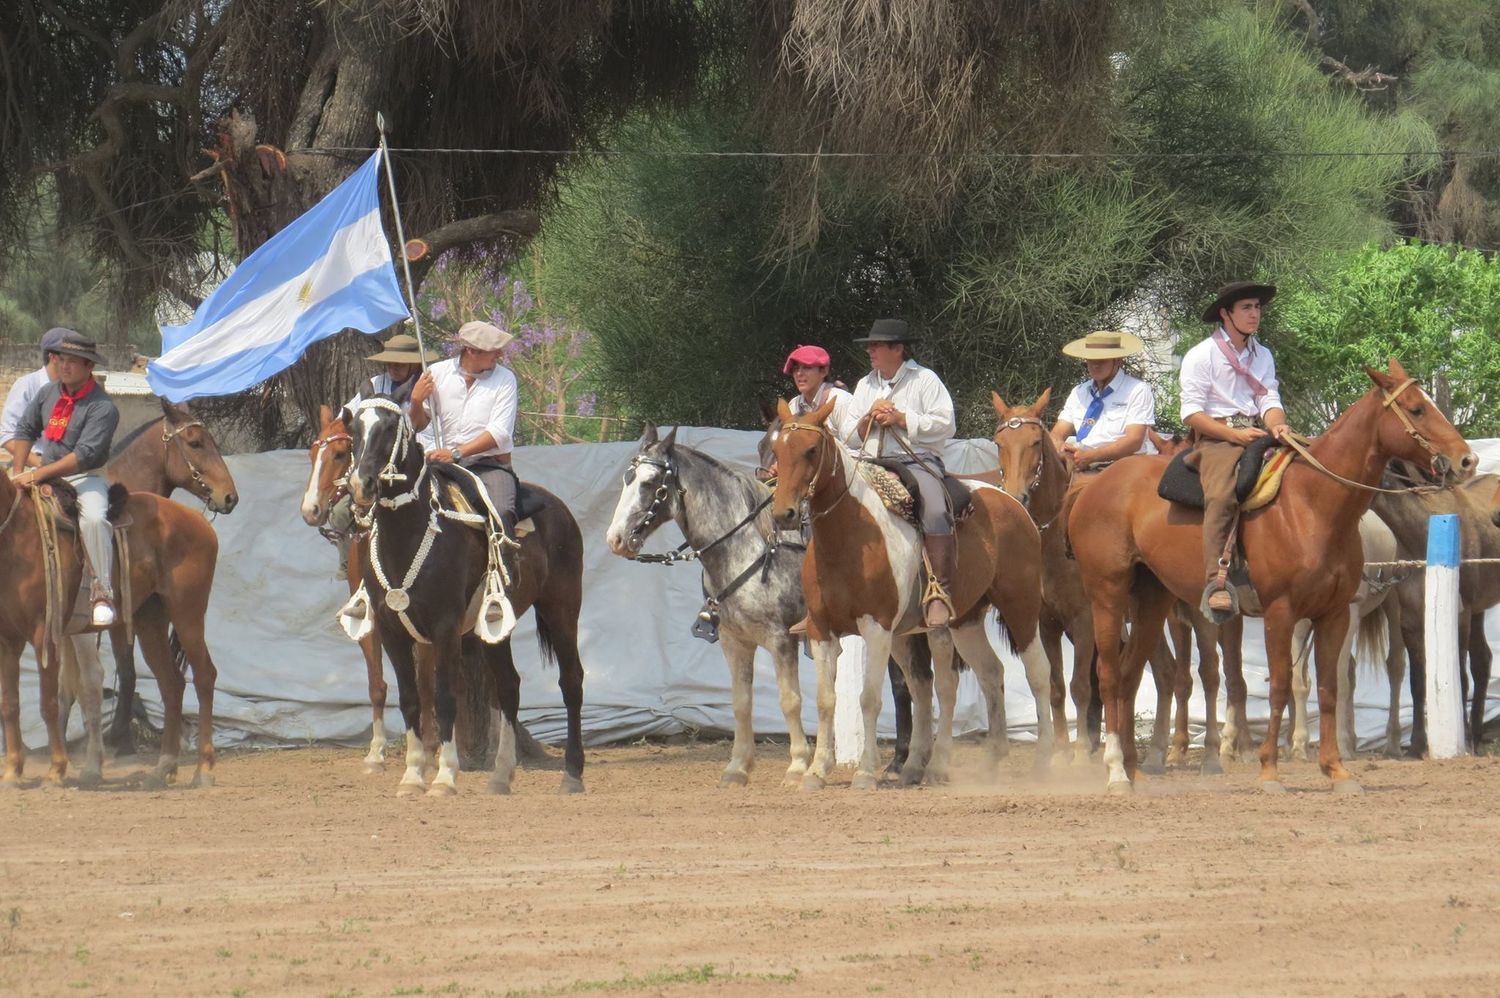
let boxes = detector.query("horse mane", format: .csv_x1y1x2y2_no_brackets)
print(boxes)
109,415,165,457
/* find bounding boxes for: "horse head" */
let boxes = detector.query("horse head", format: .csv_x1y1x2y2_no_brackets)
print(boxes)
1368,360,1476,486
302,405,354,526
1491,479,1500,529
1148,428,1190,457
160,398,239,513
990,388,1054,510
604,422,683,557
347,395,422,509
755,403,782,483
769,395,838,530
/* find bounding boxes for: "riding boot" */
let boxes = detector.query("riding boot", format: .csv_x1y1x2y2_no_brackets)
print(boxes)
922,533,957,629
336,533,352,581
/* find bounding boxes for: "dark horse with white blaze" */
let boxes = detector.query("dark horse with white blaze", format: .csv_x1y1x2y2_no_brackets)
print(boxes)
345,395,586,796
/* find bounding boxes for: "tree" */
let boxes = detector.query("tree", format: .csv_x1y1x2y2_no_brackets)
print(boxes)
1269,240,1500,435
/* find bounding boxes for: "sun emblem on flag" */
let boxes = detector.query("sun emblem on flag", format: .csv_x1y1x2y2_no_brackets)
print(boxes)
298,279,314,306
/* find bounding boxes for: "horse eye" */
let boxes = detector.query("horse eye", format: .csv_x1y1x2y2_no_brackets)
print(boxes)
190,440,204,449
1411,404,1425,417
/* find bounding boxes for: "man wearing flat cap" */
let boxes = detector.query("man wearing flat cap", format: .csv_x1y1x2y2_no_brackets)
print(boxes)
1051,330,1157,471
843,318,959,628
5,332,122,626
410,320,522,581
1180,281,1292,618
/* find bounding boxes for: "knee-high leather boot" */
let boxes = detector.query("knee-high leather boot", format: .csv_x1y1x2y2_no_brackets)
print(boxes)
922,533,957,629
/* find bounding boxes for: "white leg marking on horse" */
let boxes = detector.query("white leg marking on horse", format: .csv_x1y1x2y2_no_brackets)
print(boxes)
490,714,517,793
1103,731,1129,790
804,638,840,788
365,716,388,771
1016,636,1053,772
429,740,459,794
73,637,106,785
399,729,427,792
853,616,893,789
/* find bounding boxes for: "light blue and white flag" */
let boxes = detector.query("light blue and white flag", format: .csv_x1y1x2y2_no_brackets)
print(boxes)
149,152,410,401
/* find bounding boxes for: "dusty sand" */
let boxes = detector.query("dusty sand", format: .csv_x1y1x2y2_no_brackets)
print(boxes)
3,739,1499,997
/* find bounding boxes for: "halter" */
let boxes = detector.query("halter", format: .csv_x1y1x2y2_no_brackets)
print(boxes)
624,454,685,555
351,397,426,515
993,415,1055,504
161,417,217,508
310,429,355,543
778,420,852,519
1381,378,1445,461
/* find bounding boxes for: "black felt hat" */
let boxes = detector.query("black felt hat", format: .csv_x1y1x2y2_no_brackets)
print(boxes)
1201,282,1277,324
851,318,921,344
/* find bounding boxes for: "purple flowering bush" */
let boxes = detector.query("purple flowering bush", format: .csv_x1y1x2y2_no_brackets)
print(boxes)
417,255,608,444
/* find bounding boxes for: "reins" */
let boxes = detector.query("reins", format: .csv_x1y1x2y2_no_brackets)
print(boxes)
1277,379,1447,496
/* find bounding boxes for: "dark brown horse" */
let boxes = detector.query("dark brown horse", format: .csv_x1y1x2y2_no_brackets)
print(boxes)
1071,361,1475,794
101,398,238,754
345,397,587,796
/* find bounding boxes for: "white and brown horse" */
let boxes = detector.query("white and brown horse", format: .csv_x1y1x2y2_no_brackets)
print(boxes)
768,396,1052,788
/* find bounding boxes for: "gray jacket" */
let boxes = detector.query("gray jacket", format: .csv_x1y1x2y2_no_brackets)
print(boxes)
17,380,120,473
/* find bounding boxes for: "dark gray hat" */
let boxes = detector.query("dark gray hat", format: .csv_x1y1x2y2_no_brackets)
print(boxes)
1201,282,1277,324
53,332,107,366
40,326,73,364
852,318,921,345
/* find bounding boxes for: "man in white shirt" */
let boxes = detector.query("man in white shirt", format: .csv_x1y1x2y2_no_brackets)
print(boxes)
1179,281,1293,617
0,327,69,460
1050,330,1157,472
409,319,520,539
844,318,959,628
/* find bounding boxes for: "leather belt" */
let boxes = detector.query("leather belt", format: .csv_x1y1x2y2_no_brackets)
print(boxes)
1210,414,1261,430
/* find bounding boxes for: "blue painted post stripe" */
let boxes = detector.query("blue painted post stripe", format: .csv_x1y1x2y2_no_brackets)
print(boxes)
1426,513,1460,569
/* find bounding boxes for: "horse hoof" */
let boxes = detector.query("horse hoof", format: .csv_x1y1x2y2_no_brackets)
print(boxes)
363,760,386,775
800,774,825,792
190,772,215,789
486,780,512,796
426,782,457,798
850,773,878,791
1071,749,1095,768
718,770,749,789
396,781,425,798
77,770,103,789
898,767,924,787
1332,779,1364,796
1139,755,1165,776
923,769,951,787
1200,755,1223,776
1258,780,1287,795
1106,779,1133,796
143,773,168,792
559,775,585,795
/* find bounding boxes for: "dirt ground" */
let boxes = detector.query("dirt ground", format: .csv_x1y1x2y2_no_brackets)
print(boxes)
3,739,1500,998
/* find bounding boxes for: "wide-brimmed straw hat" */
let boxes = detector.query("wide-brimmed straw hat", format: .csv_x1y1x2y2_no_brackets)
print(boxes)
52,332,106,366
1201,281,1277,324
852,318,920,345
456,320,513,352
1061,330,1144,361
365,333,429,364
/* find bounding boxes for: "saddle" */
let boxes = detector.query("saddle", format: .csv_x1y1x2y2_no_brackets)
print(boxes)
1157,436,1285,510
859,458,974,527
32,482,134,641
429,463,545,536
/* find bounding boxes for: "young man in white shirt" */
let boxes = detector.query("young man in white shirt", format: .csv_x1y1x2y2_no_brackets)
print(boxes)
409,319,520,540
0,327,69,458
1050,330,1157,472
843,318,959,628
1179,281,1293,617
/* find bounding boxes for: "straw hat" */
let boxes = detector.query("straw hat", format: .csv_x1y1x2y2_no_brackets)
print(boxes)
365,333,428,364
1060,330,1144,360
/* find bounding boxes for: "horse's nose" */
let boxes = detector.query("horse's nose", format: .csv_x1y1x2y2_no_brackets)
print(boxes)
222,491,239,513
771,506,798,530
1460,451,1479,477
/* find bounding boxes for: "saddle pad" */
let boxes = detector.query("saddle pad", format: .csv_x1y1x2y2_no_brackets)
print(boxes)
866,458,975,522
1157,436,1280,509
1243,446,1296,511
856,462,916,523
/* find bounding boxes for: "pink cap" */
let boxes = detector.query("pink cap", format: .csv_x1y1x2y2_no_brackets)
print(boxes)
782,344,831,374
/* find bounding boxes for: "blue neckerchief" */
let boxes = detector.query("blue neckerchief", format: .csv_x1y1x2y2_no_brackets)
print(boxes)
1075,383,1113,442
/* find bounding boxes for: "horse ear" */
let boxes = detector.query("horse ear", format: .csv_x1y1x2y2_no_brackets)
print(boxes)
639,421,658,448
1033,386,1052,414
391,380,413,406
1364,365,1394,391
1387,356,1411,382
991,391,1008,418
337,406,354,430
318,405,335,429
661,426,678,450
757,397,779,425
159,396,188,421
809,397,836,425
776,397,794,422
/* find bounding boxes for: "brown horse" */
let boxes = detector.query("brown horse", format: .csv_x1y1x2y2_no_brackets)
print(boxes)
768,396,1051,788
101,398,238,754
1071,361,1476,794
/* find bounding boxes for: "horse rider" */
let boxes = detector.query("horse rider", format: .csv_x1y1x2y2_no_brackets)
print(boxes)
0,326,70,465
843,318,958,629
764,343,855,483
1180,281,1293,617
327,332,431,578
408,319,521,573
1049,329,1157,474
4,332,122,626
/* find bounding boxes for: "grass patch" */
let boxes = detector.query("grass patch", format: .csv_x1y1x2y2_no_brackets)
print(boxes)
504,964,798,997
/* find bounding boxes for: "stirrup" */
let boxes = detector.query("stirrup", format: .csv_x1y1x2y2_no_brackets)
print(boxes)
91,599,116,628
338,582,375,640
922,578,954,628
1200,583,1237,623
788,616,809,636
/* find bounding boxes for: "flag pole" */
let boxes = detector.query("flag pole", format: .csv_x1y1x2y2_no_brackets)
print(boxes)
375,112,445,449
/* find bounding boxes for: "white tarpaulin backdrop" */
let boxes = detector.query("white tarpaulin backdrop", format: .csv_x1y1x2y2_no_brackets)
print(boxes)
19,430,1500,753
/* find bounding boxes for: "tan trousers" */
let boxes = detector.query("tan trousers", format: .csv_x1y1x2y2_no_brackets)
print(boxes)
1188,439,1245,587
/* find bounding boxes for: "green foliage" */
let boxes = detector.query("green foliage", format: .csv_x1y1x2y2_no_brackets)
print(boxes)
1270,241,1500,434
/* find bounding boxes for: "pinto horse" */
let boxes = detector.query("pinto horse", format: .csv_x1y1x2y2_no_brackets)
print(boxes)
101,398,238,755
769,396,1052,789
1070,361,1476,794
345,397,586,796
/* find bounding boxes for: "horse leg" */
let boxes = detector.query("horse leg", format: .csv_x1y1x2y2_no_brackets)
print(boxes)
851,621,894,790
1289,618,1312,762
773,639,812,786
1015,632,1054,776
1190,612,1224,774
950,623,1011,782
1467,613,1490,752
385,638,427,795
1219,616,1253,767
0,637,23,783
486,641,521,795
1140,636,1174,775
1088,573,1135,793
104,628,139,757
359,629,388,773
1038,614,1070,760
1382,599,1405,758
65,636,106,787
1402,605,1427,758
801,638,839,791
895,635,936,786
1336,606,1358,761
427,635,463,797
1165,613,1191,767
1309,608,1361,793
1066,619,1096,766
888,650,914,777
133,602,184,788
550,623,586,797
172,618,218,788
717,633,757,788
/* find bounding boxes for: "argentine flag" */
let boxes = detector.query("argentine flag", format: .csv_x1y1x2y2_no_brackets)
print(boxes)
149,152,410,401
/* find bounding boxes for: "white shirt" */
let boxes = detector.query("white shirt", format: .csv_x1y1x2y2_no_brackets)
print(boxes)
420,357,518,458
844,360,956,459
345,372,433,449
1057,369,1157,454
787,383,857,450
1,366,50,448
1179,329,1284,421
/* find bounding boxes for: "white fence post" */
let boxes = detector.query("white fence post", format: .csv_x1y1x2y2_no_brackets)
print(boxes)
1423,513,1468,759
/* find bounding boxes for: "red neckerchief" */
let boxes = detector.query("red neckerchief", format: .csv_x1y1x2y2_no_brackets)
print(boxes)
43,377,96,442
1212,329,1269,402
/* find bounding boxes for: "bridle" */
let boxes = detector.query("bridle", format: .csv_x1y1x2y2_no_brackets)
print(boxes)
993,414,1072,527
624,453,686,557
1278,378,1453,496
350,398,426,518
310,428,355,542
161,416,218,509
778,420,852,519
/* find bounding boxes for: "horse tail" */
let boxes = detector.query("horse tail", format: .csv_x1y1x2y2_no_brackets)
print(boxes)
534,609,560,671
170,627,189,678
992,609,1019,659
1355,603,1390,682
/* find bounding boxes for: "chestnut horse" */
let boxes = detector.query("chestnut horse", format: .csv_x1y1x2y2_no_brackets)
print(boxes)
1071,361,1475,793
101,398,238,755
769,396,1051,789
